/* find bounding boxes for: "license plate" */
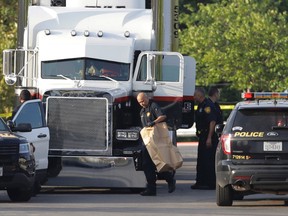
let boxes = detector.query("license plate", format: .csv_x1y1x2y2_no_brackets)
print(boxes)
263,141,282,151
0,167,2,176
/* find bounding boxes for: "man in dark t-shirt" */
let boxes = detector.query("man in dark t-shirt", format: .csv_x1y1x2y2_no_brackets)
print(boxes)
137,92,176,196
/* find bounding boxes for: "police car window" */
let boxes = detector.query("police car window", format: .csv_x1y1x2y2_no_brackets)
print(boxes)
233,109,288,131
14,102,44,129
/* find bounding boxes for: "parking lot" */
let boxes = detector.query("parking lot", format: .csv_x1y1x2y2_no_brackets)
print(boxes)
0,143,288,216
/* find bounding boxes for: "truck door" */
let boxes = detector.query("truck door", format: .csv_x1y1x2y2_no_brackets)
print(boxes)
12,99,49,173
132,51,187,129
181,56,196,128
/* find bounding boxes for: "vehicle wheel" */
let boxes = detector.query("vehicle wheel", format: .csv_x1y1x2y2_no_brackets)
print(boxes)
47,157,62,177
216,183,233,206
233,192,244,200
7,188,33,202
33,181,42,196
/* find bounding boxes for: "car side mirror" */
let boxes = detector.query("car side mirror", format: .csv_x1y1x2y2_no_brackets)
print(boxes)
11,123,32,132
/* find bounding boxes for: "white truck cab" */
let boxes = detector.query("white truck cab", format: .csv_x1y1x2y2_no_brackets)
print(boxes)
2,0,196,189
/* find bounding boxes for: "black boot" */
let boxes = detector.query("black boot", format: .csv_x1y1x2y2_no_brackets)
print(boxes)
168,179,176,193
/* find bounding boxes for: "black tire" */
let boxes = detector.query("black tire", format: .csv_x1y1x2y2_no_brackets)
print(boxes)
233,192,244,200
33,181,42,196
47,157,62,177
216,183,233,206
7,188,33,202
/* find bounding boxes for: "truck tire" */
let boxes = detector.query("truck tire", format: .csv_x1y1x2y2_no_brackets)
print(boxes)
33,180,42,195
216,183,233,206
7,188,33,202
47,157,62,177
233,192,244,200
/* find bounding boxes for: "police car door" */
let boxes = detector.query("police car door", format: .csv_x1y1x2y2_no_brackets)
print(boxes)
12,99,49,174
133,51,187,129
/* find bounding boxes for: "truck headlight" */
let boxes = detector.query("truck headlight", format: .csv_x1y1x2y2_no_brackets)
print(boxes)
19,143,30,154
116,130,139,141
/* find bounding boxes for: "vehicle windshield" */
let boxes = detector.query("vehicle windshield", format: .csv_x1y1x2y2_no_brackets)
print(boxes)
233,108,288,131
0,118,9,131
42,58,130,81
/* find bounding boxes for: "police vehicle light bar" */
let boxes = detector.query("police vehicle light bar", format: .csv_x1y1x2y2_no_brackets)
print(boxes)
242,92,288,100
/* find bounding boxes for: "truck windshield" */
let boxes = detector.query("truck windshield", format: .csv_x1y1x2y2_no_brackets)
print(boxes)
42,58,130,81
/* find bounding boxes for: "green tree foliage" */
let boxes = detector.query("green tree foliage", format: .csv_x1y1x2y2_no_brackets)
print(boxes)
0,0,18,113
179,0,288,91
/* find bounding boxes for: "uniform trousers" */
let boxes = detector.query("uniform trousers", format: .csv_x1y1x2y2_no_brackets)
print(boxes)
141,145,174,192
196,132,218,187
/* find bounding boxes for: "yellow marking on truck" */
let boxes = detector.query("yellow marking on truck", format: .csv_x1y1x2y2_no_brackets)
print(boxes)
234,132,264,137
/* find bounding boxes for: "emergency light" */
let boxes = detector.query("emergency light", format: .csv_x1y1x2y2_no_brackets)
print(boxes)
242,92,288,100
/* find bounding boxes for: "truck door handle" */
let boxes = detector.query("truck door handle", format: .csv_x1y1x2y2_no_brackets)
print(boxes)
38,134,47,138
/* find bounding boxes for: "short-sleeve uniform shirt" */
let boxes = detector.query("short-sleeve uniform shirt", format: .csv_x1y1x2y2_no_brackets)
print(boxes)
140,101,164,127
195,98,217,132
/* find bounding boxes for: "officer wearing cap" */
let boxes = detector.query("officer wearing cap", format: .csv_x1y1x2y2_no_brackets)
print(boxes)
191,87,217,190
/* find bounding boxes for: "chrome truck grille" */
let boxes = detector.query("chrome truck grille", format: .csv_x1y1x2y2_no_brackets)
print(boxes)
46,97,111,155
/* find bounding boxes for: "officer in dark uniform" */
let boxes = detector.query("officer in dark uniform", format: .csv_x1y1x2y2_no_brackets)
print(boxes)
191,87,218,190
137,92,176,196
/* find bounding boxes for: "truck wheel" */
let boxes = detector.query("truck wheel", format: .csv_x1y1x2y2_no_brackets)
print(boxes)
33,181,42,195
7,188,33,202
47,157,62,177
233,192,244,200
216,183,233,206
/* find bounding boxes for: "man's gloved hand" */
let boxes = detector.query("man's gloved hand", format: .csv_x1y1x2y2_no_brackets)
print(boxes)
147,121,155,127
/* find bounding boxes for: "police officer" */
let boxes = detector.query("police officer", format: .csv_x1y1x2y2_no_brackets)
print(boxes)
137,92,176,196
191,87,218,190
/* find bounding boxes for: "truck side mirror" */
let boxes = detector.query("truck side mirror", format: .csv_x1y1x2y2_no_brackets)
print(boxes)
4,74,17,85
